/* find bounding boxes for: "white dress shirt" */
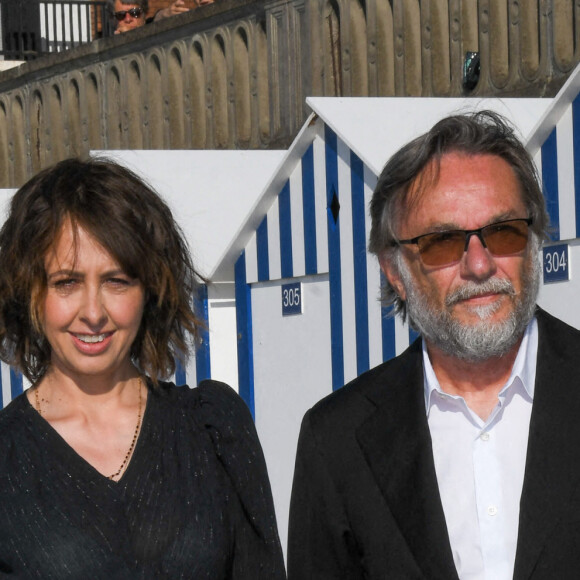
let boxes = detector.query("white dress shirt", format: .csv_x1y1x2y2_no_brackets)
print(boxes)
424,317,538,580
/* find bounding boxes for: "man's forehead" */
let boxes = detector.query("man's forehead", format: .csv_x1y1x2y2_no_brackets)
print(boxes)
397,152,526,229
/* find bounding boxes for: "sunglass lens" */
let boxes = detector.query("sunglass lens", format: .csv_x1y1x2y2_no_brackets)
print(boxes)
115,8,142,20
418,232,465,266
484,221,529,255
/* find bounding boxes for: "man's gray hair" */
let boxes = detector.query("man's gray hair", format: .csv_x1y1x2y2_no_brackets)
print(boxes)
368,110,549,319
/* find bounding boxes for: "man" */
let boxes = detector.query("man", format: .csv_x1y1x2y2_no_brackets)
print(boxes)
112,0,195,35
288,111,580,579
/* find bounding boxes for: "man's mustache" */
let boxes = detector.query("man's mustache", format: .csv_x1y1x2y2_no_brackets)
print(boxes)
445,278,516,307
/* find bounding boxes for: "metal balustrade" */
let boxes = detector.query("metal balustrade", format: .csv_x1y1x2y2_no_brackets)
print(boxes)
0,0,112,60
0,0,578,188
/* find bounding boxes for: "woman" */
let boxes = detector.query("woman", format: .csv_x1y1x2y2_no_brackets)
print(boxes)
0,158,285,578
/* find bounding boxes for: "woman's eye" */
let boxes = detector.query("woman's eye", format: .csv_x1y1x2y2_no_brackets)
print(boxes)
107,277,132,287
53,278,77,288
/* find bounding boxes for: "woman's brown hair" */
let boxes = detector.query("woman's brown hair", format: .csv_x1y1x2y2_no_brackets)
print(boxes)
0,157,202,384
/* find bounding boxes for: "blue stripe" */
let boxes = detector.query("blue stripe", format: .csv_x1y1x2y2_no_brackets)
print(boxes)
380,273,396,362
234,251,255,418
175,359,187,386
256,216,269,282
302,144,318,275
541,127,560,241
573,94,580,238
351,151,369,375
10,367,23,400
279,181,293,278
325,125,344,390
194,283,211,383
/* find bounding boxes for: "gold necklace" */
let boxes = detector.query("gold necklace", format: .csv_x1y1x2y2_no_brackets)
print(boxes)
34,384,42,416
33,377,144,481
108,377,143,480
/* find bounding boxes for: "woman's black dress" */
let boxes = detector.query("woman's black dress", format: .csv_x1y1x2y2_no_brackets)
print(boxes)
0,380,286,579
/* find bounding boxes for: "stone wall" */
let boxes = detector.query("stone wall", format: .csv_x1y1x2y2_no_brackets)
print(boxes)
0,0,577,187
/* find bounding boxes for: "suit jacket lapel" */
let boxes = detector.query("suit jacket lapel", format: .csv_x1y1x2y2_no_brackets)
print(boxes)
356,341,459,580
514,309,580,579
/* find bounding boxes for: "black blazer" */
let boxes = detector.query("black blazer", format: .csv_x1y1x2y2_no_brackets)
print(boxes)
288,308,580,579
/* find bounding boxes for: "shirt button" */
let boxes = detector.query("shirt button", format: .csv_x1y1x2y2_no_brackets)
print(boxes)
487,505,498,516
480,432,490,441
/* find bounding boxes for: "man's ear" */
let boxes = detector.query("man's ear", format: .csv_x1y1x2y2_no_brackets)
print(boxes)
379,252,407,301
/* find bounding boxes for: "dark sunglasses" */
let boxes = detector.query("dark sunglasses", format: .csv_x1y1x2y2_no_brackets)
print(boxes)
114,7,144,20
396,218,533,267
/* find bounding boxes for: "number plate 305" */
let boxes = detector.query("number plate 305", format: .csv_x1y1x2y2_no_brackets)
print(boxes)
281,282,302,316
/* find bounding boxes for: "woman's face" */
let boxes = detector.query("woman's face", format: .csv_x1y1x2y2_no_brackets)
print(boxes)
41,221,145,383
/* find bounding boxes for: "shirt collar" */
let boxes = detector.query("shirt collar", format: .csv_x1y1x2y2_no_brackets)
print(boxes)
423,316,538,415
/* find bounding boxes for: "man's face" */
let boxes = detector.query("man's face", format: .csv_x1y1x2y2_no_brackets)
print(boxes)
380,152,540,361
114,0,146,33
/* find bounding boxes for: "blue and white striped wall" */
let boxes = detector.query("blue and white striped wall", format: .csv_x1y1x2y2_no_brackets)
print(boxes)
526,64,580,328
528,69,580,242
234,121,418,417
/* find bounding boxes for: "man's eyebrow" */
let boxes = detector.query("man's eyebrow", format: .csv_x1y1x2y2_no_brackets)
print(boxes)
421,211,525,233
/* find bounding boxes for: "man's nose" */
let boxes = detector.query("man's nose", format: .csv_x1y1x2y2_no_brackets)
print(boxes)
460,233,497,280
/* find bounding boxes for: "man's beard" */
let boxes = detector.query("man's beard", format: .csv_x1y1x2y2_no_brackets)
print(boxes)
397,238,540,362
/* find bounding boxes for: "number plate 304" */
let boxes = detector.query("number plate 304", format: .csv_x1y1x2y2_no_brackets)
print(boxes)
543,244,569,283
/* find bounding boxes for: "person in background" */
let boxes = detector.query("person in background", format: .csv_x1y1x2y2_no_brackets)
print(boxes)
109,0,189,34
0,157,285,579
112,0,147,33
112,0,201,35
288,110,580,579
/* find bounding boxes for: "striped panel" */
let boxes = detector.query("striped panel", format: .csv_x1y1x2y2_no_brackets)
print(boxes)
351,151,370,376
529,93,580,242
174,359,187,386
245,231,258,285
279,181,293,279
337,136,357,384
0,364,28,409
164,283,211,388
267,189,282,281
541,127,560,241
325,126,344,390
244,137,330,284
289,162,306,277
325,130,413,387
574,94,580,238
257,217,269,282
234,250,255,418
0,364,6,408
236,122,418,397
366,168,385,371
555,106,576,240
302,143,318,275
194,283,211,383
313,133,330,273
